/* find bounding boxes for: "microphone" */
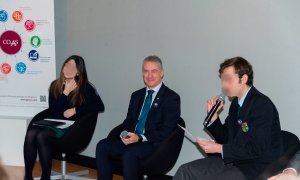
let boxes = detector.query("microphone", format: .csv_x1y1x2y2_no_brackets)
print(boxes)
120,130,129,139
203,94,225,127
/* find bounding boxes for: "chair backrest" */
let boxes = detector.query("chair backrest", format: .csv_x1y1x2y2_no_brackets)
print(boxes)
29,108,99,154
141,117,185,175
54,112,99,153
28,108,51,127
109,118,186,177
107,124,123,139
257,130,300,179
282,130,300,153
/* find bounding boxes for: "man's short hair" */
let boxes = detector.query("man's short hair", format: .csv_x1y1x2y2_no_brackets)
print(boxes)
219,57,253,86
143,55,163,69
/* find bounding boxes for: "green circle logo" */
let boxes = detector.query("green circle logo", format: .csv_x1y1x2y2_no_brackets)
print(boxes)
30,35,41,48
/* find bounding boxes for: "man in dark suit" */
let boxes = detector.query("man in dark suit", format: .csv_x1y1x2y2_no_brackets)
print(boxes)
174,57,282,180
268,150,300,179
96,56,181,180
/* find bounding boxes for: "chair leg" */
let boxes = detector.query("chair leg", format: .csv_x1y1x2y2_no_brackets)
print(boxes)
61,153,66,179
67,169,89,176
50,174,94,180
33,153,95,180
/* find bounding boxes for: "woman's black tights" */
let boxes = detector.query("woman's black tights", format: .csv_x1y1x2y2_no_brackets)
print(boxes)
23,126,57,180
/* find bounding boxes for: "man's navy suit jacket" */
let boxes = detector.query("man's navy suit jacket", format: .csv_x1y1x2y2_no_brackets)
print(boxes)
122,83,181,146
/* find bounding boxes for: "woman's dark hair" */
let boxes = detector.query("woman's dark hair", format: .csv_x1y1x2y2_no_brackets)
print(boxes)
219,57,253,86
50,55,88,105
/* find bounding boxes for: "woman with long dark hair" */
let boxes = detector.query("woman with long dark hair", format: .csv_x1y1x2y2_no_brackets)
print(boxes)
23,55,104,180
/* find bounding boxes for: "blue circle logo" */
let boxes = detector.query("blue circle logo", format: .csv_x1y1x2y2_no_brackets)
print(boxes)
15,62,26,74
28,50,39,62
0,10,8,22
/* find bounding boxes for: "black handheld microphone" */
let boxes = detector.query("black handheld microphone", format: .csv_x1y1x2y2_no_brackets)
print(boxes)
203,94,225,127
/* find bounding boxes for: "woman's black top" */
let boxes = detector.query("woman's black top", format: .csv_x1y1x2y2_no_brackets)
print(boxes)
48,82,104,120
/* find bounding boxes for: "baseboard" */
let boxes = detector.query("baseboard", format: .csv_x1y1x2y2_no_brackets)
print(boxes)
59,154,173,179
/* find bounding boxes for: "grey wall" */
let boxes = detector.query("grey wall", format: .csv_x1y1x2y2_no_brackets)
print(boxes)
54,0,300,175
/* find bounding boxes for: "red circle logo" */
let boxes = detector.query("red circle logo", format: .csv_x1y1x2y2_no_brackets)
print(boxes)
1,63,12,74
24,20,35,31
0,30,22,55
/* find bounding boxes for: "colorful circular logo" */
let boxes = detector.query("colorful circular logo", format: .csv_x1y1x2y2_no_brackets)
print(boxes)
30,35,41,47
1,63,11,74
24,20,35,31
12,10,23,23
28,50,39,61
0,10,8,22
15,62,26,74
0,30,22,55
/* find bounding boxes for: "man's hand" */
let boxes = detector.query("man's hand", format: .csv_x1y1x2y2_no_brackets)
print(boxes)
121,132,139,145
197,139,222,154
207,96,224,122
63,79,77,96
268,169,298,180
64,107,76,118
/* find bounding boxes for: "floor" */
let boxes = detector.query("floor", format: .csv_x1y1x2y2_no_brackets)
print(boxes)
2,160,174,180
33,160,124,180
1,160,123,180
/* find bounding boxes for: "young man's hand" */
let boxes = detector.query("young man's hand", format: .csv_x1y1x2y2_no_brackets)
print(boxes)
197,139,222,154
207,96,224,123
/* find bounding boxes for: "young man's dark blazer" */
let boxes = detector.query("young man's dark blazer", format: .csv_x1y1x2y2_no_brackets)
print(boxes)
207,86,283,179
122,83,181,146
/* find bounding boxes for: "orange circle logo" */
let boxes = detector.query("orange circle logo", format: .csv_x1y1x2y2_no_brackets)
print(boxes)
12,10,23,23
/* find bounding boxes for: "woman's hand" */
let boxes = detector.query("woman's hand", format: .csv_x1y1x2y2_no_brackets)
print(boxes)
63,79,77,96
63,107,76,118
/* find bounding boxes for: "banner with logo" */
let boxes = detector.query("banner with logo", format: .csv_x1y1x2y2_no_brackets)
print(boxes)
0,0,55,116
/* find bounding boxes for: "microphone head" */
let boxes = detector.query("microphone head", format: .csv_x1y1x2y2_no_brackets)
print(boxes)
218,94,225,101
120,130,129,139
